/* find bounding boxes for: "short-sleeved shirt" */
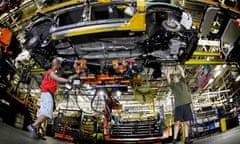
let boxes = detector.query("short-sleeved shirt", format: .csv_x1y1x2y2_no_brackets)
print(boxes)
41,69,57,95
169,77,192,107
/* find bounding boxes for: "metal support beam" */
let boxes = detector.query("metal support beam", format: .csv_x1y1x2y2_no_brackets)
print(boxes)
31,68,45,73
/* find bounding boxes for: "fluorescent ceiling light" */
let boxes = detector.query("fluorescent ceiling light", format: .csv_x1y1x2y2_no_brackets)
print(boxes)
208,78,214,84
214,70,222,78
214,65,222,70
235,75,240,82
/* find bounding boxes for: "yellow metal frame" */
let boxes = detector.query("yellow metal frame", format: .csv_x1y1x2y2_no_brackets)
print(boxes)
185,59,228,65
137,0,146,12
193,51,220,57
98,0,112,3
187,51,237,65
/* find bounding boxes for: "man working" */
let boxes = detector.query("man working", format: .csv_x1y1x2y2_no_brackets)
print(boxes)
166,65,193,144
27,57,70,138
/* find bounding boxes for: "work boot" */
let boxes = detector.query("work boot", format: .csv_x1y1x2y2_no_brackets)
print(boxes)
184,137,193,144
172,139,177,144
27,124,39,139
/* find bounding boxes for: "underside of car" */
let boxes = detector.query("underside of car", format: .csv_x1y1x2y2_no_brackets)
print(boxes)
24,1,198,78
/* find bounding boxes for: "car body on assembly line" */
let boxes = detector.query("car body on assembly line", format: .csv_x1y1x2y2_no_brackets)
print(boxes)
23,0,198,78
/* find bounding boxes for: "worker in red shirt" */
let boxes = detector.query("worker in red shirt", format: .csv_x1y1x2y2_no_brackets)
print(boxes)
27,57,70,138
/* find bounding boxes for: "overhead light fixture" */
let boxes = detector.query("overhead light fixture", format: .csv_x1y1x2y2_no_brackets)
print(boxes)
115,90,121,97
90,89,96,95
95,88,107,100
208,78,214,84
112,89,122,100
78,96,85,102
235,75,240,82
214,70,222,78
214,65,222,70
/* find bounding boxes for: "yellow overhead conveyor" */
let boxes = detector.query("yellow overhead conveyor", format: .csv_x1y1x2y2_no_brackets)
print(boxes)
187,51,237,65
185,59,231,65
193,51,220,57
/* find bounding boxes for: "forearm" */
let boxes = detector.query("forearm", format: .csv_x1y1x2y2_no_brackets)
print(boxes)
166,72,171,84
56,76,69,83
177,65,185,78
50,72,69,83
